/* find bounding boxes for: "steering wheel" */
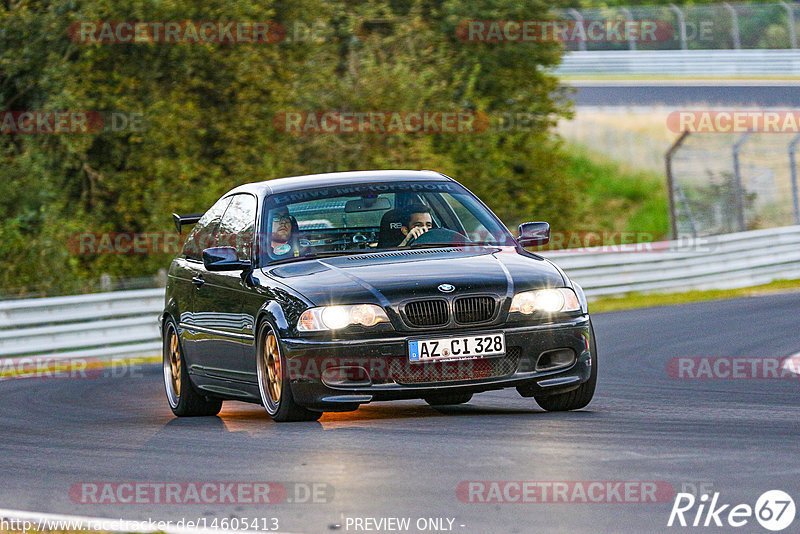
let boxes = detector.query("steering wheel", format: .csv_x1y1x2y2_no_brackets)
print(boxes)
405,227,470,247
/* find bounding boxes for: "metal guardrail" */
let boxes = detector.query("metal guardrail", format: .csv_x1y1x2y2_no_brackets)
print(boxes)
557,49,800,75
0,225,798,361
0,288,163,361
545,225,800,296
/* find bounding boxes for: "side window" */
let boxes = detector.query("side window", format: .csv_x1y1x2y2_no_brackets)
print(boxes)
182,196,232,261
440,193,488,240
218,194,257,261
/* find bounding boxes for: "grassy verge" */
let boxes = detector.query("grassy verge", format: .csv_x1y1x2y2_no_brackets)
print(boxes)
562,143,670,240
589,279,800,313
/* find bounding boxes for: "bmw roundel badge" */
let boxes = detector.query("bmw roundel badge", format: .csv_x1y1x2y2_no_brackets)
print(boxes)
438,283,455,293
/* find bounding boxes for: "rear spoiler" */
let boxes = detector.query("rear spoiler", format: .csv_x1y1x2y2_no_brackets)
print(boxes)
172,213,203,234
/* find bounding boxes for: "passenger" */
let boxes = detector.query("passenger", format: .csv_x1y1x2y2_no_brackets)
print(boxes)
270,207,296,257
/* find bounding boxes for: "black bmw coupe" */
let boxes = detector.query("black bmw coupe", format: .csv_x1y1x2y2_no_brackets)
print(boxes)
161,170,596,421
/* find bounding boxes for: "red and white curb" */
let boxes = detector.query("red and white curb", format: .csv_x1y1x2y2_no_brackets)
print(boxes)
782,352,800,376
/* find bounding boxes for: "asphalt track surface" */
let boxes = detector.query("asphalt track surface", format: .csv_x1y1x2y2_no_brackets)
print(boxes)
1,293,798,533
571,84,800,107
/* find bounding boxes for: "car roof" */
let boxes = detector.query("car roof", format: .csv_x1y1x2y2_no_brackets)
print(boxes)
226,170,454,196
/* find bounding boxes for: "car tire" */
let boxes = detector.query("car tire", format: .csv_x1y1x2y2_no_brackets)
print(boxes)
256,321,323,423
424,392,473,406
533,319,597,412
163,319,223,417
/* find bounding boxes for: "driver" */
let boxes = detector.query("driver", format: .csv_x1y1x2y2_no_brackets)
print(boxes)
270,207,296,257
398,203,434,247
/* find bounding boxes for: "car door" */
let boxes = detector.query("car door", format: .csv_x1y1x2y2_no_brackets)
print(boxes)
179,195,231,373
190,193,258,381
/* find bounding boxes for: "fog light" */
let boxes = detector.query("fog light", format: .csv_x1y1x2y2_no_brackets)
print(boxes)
535,348,576,372
322,366,371,387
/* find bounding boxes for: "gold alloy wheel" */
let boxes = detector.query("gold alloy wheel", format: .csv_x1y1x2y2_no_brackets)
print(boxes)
264,332,282,404
168,329,181,398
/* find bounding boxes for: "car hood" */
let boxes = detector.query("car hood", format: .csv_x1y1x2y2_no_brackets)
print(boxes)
264,247,566,306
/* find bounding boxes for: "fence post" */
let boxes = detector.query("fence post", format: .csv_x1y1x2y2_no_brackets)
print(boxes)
780,1,798,49
568,9,587,52
618,7,637,51
732,132,752,232
666,130,691,239
789,133,800,225
723,3,742,49
669,4,688,50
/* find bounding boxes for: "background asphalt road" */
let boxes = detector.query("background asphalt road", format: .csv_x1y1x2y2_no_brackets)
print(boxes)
571,84,800,107
1,293,798,533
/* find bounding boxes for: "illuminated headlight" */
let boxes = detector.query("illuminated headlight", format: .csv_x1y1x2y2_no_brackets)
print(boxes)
298,304,390,331
509,288,581,314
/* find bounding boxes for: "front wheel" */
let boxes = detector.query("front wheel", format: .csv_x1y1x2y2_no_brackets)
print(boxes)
256,322,322,422
163,319,222,417
533,320,597,412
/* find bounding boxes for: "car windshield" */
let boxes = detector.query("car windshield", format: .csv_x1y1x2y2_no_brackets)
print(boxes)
260,180,515,263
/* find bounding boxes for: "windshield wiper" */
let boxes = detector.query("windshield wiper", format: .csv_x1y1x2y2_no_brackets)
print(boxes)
406,242,504,250
268,249,380,265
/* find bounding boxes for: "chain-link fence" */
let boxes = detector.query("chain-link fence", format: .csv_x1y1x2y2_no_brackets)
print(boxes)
553,2,800,51
560,107,800,238
668,132,800,237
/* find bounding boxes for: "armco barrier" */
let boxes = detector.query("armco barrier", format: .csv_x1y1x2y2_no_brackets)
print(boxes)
544,225,800,296
0,226,798,361
0,288,163,361
556,49,800,75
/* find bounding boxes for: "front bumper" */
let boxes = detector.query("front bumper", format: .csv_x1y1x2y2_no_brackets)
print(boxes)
282,316,593,411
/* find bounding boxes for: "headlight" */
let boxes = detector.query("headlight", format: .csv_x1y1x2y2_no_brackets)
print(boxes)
509,288,580,314
298,304,390,331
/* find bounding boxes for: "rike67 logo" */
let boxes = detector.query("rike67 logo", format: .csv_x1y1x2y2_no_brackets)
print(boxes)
668,490,795,531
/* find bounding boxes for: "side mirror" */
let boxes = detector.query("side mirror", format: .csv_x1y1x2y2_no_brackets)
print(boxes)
202,246,251,272
517,222,550,247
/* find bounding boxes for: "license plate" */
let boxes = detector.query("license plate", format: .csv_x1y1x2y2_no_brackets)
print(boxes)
409,333,505,362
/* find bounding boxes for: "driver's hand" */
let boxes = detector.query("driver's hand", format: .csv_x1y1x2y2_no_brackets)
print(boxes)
399,226,428,247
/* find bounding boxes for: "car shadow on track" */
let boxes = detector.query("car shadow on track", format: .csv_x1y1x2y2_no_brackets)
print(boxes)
217,401,556,423
146,402,597,439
